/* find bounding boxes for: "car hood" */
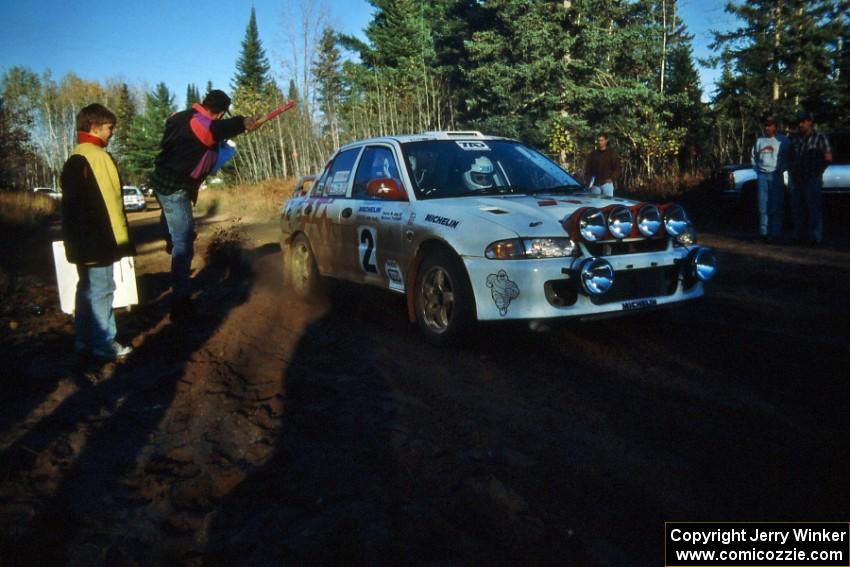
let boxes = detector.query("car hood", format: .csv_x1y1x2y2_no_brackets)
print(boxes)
424,193,641,237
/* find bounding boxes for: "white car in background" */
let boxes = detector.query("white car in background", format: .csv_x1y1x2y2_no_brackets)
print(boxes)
33,187,62,200
122,186,146,211
281,131,717,344
719,130,850,207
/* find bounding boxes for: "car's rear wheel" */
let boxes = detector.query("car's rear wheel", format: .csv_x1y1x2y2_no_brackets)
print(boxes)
287,234,320,298
414,249,475,346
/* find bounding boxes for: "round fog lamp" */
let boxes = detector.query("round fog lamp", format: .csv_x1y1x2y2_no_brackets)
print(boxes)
608,205,633,239
664,204,689,237
691,248,717,281
637,205,661,237
578,257,614,295
579,208,607,241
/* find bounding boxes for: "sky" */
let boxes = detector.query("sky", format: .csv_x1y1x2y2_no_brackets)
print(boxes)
1,0,738,106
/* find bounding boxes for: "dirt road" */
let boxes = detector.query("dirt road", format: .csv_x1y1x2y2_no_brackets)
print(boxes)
1,198,849,565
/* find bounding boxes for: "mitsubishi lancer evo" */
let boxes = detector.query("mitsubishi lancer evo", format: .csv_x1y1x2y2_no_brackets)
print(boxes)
280,131,717,345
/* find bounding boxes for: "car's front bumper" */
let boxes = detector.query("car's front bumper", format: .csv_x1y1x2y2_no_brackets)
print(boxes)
463,246,708,321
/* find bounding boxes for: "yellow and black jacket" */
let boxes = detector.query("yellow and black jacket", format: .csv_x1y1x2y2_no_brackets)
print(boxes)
60,136,135,266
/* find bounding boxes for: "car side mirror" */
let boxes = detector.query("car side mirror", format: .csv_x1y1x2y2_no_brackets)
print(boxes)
366,178,408,201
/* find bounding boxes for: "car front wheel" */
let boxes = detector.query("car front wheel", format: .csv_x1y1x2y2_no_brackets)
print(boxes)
287,234,320,298
414,249,474,346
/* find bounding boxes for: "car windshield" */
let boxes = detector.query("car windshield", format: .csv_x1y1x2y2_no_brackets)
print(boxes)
123,188,138,196
401,140,584,200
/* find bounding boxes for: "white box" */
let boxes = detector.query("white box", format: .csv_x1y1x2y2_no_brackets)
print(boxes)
52,241,139,314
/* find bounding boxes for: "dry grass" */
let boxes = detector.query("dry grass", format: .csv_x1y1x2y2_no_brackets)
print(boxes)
196,178,295,222
0,192,59,229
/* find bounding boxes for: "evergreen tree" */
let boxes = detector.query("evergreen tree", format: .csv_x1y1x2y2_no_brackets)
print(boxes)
313,27,344,146
112,83,136,162
186,83,201,108
232,7,272,94
124,82,175,181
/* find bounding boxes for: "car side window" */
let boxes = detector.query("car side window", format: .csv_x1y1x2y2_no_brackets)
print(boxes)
310,167,331,197
352,146,401,199
322,148,361,197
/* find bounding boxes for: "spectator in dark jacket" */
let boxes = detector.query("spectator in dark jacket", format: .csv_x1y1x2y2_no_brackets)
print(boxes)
789,111,832,245
584,133,620,197
61,103,135,360
151,90,259,320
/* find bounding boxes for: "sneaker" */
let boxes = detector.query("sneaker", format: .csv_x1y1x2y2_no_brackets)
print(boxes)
92,341,134,361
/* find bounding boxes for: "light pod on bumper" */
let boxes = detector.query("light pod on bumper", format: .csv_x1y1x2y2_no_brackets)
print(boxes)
636,204,662,237
574,257,614,295
579,208,608,242
607,205,633,239
689,247,717,281
663,204,689,237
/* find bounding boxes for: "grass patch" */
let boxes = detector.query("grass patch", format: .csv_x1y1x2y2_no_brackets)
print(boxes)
0,191,59,230
196,178,295,221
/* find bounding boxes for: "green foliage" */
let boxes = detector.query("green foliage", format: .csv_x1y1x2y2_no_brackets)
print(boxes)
123,83,175,182
185,84,201,108
232,7,272,94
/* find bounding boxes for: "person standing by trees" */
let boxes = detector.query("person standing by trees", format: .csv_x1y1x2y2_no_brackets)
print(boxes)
584,133,620,197
150,89,259,321
751,115,788,242
61,103,135,360
789,111,832,246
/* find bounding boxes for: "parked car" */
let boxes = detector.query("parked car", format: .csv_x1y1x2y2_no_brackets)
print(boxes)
122,186,146,211
33,187,62,200
719,130,850,207
280,131,717,344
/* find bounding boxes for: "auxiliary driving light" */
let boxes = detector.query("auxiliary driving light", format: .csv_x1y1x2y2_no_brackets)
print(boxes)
689,247,717,281
637,204,662,237
576,257,615,295
607,205,633,239
664,204,689,237
579,208,607,242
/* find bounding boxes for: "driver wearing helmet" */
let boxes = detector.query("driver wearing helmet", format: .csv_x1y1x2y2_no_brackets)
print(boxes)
463,156,495,191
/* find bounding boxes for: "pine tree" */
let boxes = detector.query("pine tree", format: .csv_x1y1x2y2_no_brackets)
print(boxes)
124,82,175,181
112,83,136,162
185,84,200,108
313,27,344,147
232,7,272,94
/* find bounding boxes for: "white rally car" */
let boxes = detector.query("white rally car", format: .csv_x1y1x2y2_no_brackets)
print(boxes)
280,131,717,344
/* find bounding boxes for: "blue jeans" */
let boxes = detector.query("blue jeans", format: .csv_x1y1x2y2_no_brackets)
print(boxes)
757,171,784,238
590,182,615,197
157,189,195,301
789,175,823,243
75,264,116,351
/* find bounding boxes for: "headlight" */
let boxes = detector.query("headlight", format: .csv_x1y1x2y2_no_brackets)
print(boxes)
579,208,607,241
689,247,717,281
486,238,577,259
637,204,661,237
577,257,614,295
664,204,689,236
607,205,633,239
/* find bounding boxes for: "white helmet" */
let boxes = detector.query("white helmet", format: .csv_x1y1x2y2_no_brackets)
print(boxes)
463,156,495,191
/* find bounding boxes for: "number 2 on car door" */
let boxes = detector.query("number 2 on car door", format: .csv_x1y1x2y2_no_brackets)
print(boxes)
359,226,378,273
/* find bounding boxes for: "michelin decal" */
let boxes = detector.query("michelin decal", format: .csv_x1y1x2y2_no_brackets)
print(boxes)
486,270,520,316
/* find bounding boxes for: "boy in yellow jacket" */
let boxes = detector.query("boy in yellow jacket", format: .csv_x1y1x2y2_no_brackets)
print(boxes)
61,103,136,360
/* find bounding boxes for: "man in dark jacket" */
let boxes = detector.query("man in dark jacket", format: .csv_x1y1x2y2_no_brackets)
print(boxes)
61,103,136,360
151,90,259,320
788,110,832,245
584,133,620,197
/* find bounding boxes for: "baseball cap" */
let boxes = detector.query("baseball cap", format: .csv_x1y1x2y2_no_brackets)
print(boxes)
795,110,813,122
